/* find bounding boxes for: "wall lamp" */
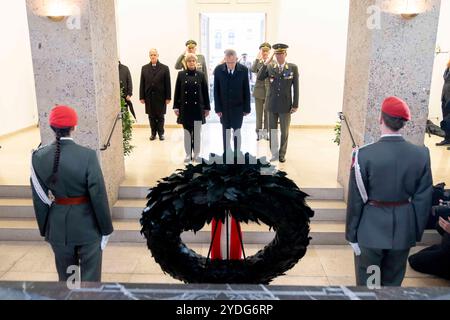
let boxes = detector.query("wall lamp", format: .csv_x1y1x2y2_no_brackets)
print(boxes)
45,0,71,22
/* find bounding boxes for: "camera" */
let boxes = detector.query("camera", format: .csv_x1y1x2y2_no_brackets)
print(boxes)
432,203,450,235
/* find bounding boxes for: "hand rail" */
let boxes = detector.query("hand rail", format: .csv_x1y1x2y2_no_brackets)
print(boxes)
101,111,123,151
338,112,358,148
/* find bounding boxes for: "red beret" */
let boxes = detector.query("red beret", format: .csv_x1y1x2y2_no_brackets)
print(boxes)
49,105,78,128
381,96,411,121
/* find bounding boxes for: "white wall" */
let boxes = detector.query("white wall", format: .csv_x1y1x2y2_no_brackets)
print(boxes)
275,0,349,125
428,0,450,123
0,0,38,136
117,0,350,126
116,0,189,126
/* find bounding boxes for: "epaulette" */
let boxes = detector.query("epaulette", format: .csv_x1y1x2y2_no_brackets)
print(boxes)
357,142,375,151
32,143,49,155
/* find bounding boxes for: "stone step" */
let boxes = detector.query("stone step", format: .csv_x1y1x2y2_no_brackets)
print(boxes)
113,199,347,221
0,218,441,246
0,185,32,199
118,186,344,201
0,198,348,221
0,185,344,201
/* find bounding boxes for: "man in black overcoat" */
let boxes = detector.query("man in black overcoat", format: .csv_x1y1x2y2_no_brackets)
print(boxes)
213,49,251,155
140,49,171,141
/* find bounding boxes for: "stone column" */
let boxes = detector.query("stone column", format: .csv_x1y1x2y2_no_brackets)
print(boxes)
338,0,441,199
26,0,124,206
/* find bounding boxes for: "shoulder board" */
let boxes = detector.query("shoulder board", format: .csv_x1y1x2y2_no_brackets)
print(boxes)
358,142,375,151
32,143,50,155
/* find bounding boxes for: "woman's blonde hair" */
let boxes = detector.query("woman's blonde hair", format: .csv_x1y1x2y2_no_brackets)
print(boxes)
447,59,450,68
185,53,198,62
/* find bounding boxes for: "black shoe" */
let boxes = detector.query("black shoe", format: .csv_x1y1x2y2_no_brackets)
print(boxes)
436,140,450,146
279,158,286,163
150,136,157,141
159,135,165,141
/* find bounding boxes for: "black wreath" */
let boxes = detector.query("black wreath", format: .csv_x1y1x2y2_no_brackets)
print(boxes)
140,153,315,284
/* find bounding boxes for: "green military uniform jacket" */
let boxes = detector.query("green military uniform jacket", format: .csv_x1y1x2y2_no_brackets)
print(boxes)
257,62,299,114
251,59,270,100
31,139,114,246
175,53,208,84
346,135,433,250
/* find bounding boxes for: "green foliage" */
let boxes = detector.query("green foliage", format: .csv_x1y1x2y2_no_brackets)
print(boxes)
120,92,135,156
334,122,341,146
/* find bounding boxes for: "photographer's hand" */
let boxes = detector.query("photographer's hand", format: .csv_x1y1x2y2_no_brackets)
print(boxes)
438,217,450,234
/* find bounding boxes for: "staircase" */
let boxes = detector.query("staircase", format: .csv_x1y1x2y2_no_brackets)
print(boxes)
0,185,441,246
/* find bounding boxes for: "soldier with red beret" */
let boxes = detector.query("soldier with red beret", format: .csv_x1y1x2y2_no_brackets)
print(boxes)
30,105,113,283
345,96,433,287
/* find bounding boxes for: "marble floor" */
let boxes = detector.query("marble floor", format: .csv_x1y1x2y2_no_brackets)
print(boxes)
0,241,448,287
0,124,449,188
0,125,449,288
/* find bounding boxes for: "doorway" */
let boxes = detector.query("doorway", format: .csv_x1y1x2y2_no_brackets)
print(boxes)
200,12,266,123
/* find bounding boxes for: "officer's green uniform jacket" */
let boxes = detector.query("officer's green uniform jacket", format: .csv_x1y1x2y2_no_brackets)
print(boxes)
251,59,270,100
257,62,299,113
175,53,208,84
346,135,433,250
31,139,114,246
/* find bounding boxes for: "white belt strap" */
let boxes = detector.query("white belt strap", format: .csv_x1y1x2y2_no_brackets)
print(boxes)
30,155,53,206
354,149,368,204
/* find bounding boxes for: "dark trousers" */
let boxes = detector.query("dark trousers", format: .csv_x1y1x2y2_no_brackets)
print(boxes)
222,126,242,155
355,247,410,287
255,98,268,132
442,100,450,140
269,112,291,160
408,235,450,280
51,242,102,283
183,124,202,157
148,115,165,137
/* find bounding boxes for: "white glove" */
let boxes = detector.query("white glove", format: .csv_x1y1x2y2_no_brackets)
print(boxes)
101,235,111,251
350,242,361,256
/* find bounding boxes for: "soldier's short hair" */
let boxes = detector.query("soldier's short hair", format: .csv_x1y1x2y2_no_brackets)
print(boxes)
224,49,237,57
382,112,406,131
185,53,198,62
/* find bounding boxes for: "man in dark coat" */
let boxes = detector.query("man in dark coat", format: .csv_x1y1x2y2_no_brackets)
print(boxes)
140,49,171,141
214,49,251,155
437,62,450,147
346,96,433,287
119,61,136,119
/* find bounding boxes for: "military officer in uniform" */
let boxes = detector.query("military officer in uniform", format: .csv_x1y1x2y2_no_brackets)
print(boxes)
175,40,208,84
436,59,450,147
346,96,433,287
31,105,114,283
251,42,271,141
140,49,172,141
257,43,299,163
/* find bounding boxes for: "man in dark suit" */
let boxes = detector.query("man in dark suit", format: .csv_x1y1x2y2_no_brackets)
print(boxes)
346,96,433,287
140,49,171,141
119,61,136,119
214,49,251,155
257,44,299,163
